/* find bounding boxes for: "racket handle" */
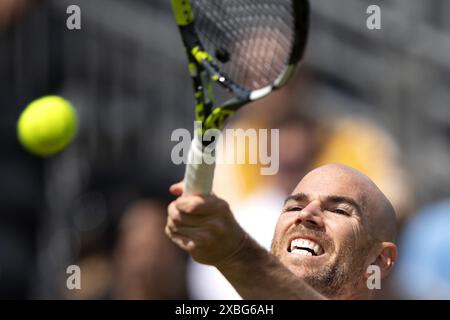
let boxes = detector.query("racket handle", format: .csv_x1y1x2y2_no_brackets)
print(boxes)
183,136,216,196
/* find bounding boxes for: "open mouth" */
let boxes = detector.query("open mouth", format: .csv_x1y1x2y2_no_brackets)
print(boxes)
288,238,325,257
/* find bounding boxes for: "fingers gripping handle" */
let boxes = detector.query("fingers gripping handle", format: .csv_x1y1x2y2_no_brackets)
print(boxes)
183,137,216,195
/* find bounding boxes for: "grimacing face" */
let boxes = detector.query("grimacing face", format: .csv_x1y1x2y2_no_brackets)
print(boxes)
270,165,381,298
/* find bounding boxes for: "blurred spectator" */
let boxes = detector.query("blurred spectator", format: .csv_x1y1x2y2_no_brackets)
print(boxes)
113,199,188,300
0,0,35,30
393,199,450,299
63,253,114,300
64,197,189,300
313,116,414,225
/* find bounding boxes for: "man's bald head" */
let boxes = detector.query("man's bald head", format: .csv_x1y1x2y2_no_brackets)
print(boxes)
298,163,397,242
272,163,398,299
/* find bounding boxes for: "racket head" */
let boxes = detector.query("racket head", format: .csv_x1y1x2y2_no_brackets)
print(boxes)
171,0,310,131
190,0,310,97
171,0,310,195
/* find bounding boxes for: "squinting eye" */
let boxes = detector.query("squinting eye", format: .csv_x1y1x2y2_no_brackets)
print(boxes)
284,206,303,213
333,208,350,216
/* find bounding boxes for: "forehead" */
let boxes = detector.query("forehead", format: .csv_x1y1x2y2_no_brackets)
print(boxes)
292,168,367,206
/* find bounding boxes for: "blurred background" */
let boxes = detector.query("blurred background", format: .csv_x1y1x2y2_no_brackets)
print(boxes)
0,0,449,299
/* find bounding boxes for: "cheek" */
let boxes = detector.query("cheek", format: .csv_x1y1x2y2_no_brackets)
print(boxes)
274,213,298,236
272,219,285,245
272,214,295,246
326,218,363,252
348,219,371,250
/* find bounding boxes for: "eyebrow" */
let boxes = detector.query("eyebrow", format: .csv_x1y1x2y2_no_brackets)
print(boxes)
284,193,363,216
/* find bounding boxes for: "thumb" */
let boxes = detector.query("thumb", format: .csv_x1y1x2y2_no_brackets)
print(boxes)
169,181,184,196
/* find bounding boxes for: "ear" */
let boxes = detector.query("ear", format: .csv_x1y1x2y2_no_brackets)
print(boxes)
367,242,398,279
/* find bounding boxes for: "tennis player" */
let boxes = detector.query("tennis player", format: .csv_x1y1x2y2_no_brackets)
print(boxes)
166,163,398,299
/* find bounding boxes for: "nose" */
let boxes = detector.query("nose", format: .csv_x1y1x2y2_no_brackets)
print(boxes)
295,200,325,229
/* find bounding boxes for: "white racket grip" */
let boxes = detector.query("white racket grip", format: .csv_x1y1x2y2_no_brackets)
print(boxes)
183,137,216,195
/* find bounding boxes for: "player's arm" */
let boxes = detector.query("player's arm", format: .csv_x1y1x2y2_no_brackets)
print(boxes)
216,233,326,300
165,182,326,300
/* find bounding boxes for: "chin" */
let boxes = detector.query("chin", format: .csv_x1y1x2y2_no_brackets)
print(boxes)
285,264,311,278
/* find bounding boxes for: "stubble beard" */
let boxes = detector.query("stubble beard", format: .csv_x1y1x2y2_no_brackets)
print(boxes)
270,231,373,299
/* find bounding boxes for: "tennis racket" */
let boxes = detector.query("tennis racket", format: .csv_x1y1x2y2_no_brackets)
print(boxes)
171,0,310,195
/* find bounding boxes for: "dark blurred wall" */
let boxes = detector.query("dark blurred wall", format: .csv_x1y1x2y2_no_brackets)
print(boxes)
0,0,60,298
1,0,194,298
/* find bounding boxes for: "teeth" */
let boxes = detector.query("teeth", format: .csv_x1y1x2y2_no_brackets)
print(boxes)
290,238,323,256
292,248,309,256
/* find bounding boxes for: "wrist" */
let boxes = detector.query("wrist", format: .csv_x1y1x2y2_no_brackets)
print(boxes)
215,231,250,270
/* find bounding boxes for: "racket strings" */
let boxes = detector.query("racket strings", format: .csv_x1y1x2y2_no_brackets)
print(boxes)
191,0,296,91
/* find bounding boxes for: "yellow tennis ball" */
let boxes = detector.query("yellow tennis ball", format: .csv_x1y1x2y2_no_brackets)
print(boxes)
17,96,78,157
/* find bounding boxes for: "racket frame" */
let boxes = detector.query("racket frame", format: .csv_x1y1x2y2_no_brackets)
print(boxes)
171,0,309,194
